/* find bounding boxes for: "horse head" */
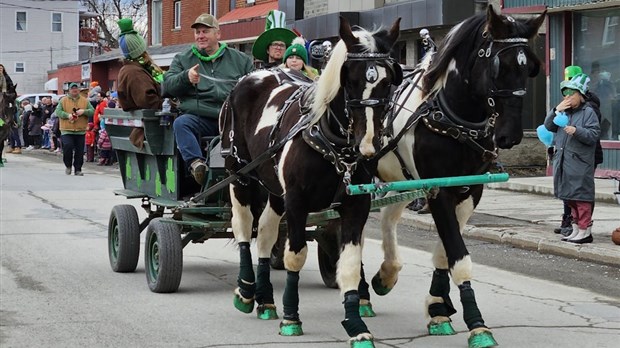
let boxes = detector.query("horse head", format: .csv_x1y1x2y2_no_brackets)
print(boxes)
423,5,545,149
312,16,402,158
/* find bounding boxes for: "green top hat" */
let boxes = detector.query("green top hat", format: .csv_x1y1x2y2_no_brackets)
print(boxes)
564,65,583,81
252,28,297,62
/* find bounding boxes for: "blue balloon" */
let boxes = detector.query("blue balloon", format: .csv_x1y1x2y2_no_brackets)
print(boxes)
553,112,569,127
536,124,554,147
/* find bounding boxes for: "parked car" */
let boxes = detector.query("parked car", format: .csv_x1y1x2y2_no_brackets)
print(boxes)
16,93,59,105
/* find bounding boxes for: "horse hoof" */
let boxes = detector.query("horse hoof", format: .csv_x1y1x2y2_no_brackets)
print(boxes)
256,304,278,320
371,273,392,296
233,292,254,314
350,338,375,348
468,331,498,348
359,303,376,317
427,321,456,335
279,321,303,336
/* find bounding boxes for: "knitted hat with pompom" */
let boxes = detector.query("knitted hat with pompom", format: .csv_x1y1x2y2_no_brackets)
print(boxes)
283,37,308,64
118,18,146,60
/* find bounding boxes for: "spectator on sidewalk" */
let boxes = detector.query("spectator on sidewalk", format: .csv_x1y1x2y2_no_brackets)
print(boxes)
27,103,42,149
553,65,604,236
544,73,600,244
55,82,94,176
85,122,96,162
97,128,112,165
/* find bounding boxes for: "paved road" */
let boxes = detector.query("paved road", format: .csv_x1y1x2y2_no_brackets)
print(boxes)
1,155,619,347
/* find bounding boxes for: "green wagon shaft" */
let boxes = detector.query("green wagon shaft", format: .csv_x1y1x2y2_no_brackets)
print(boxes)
346,172,510,195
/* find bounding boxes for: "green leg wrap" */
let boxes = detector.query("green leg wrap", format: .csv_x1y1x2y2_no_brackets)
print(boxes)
237,242,255,300
468,331,498,348
341,291,370,337
371,271,392,296
282,271,300,322
458,281,486,331
255,258,274,305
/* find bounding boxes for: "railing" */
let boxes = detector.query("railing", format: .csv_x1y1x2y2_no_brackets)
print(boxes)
79,28,98,43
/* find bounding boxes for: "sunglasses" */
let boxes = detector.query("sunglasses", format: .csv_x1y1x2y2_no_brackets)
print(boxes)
562,89,577,97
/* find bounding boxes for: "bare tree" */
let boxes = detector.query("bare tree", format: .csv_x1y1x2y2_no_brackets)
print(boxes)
80,0,146,49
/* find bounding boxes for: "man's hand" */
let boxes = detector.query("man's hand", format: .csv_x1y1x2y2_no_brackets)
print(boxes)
75,109,85,116
188,64,200,85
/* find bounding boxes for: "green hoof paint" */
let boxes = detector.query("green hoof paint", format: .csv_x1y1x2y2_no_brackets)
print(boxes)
279,322,303,336
468,331,498,348
256,305,278,320
371,274,392,296
350,339,375,348
428,321,456,335
233,293,254,314
359,303,376,317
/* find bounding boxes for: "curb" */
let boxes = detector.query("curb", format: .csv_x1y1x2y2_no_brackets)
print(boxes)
488,181,617,205
380,212,620,268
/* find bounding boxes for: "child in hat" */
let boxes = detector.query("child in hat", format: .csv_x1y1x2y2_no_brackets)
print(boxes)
281,37,319,80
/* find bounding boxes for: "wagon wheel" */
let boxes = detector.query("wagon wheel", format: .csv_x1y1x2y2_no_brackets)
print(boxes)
108,205,140,273
316,220,340,289
145,218,183,293
270,228,286,270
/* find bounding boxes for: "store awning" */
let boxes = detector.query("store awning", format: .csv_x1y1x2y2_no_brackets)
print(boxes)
218,1,278,24
44,77,58,91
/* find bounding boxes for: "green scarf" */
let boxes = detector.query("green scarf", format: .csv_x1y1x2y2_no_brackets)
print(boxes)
191,43,227,62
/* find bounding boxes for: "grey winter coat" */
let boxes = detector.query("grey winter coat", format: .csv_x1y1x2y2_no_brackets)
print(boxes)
544,104,600,202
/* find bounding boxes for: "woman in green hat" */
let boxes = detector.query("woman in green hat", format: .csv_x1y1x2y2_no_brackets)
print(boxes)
281,37,319,80
116,18,163,111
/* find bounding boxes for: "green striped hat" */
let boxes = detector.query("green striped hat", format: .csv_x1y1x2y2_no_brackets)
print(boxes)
560,73,590,95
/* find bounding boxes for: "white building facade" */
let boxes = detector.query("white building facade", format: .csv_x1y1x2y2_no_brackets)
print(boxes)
0,0,81,94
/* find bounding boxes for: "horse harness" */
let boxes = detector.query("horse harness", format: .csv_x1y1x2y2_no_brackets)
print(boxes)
378,31,533,178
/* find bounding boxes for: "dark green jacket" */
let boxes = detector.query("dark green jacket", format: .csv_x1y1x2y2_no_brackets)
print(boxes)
163,45,253,119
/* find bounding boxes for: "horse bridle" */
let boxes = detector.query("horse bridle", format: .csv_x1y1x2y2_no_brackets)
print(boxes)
303,51,400,184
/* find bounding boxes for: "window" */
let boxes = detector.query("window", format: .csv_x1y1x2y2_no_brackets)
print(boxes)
602,16,618,46
152,0,162,44
581,16,588,32
52,12,62,32
174,1,181,29
16,11,26,31
15,62,24,73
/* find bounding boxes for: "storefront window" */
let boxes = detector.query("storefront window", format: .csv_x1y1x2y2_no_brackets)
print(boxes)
574,10,620,141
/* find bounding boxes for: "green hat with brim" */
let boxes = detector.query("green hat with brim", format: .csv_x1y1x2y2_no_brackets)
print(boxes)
560,73,590,96
252,28,297,62
69,82,79,89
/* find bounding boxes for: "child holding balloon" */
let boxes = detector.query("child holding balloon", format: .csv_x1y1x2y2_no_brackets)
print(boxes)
543,74,600,244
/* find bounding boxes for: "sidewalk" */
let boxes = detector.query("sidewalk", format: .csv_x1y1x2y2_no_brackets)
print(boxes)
396,176,620,267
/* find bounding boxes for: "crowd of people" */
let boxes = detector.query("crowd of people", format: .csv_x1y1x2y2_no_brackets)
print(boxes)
4,86,120,169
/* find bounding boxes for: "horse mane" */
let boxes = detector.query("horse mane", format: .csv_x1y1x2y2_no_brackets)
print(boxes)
310,27,377,124
422,11,537,97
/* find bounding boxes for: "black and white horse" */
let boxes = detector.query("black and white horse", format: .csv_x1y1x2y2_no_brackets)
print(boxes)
373,6,545,347
219,17,402,346
0,83,18,167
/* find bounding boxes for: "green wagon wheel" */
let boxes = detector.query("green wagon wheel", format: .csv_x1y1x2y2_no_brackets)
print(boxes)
145,218,183,293
108,205,140,273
